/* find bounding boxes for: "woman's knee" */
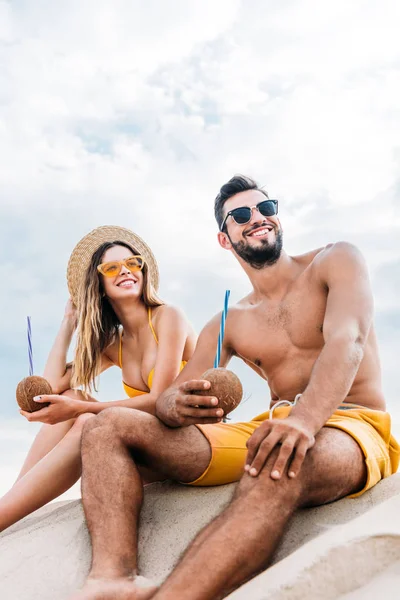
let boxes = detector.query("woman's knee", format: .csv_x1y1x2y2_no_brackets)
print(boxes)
56,415,97,457
70,412,96,434
65,414,97,446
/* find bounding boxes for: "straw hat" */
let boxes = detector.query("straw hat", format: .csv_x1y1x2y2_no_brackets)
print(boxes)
67,225,159,305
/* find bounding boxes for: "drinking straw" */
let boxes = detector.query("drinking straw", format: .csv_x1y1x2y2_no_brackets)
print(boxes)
214,290,230,368
27,316,34,376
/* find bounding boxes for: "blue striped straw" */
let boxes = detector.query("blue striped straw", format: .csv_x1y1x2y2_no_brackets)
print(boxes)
214,290,231,368
27,316,34,376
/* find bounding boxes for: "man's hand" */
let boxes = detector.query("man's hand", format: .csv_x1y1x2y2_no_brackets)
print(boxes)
245,416,315,480
20,394,83,424
156,380,225,427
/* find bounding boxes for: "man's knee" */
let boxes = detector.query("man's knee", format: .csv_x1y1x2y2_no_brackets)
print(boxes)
81,407,156,452
88,406,146,431
298,428,367,506
235,447,303,504
81,408,126,449
233,429,366,512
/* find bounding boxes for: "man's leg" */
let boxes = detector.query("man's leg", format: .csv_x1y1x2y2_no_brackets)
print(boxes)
71,407,212,599
153,426,367,600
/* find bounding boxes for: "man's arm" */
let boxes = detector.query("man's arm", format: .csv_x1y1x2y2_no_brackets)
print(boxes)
246,242,374,479
156,312,233,427
289,242,373,431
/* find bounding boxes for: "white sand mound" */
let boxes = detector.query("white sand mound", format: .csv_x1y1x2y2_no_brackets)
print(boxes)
227,483,400,599
0,475,399,600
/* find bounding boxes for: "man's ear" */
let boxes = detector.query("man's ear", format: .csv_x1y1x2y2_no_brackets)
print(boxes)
217,231,232,250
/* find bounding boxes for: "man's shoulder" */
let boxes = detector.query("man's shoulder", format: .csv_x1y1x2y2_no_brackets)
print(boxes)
311,242,367,283
298,241,360,265
313,241,364,267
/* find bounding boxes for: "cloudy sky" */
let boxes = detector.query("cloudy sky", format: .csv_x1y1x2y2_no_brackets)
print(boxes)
0,0,399,500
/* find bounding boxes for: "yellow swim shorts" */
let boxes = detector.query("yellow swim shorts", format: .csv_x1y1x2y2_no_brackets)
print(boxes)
188,404,400,498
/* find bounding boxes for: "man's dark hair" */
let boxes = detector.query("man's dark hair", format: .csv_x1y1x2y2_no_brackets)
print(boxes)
214,175,269,231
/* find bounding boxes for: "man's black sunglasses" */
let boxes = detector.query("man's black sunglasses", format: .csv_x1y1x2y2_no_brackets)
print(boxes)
220,199,279,232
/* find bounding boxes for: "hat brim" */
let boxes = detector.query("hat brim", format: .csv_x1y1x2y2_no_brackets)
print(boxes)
67,225,159,305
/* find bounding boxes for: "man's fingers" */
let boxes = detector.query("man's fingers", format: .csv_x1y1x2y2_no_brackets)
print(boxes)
270,438,296,480
180,393,219,408
287,440,309,478
245,424,272,465
247,431,281,476
180,380,211,394
182,406,224,419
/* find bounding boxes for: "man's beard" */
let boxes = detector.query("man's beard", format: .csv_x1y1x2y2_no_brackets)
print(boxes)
229,229,283,269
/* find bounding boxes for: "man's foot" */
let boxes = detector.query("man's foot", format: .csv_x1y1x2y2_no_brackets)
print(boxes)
69,576,158,600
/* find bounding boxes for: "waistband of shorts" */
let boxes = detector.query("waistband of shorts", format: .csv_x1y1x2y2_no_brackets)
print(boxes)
251,399,385,423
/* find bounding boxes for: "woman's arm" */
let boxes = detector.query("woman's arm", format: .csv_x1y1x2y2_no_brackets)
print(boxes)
75,305,193,415
27,305,195,423
43,299,78,393
44,298,115,394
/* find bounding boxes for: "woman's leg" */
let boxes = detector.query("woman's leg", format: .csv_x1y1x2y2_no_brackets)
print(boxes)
0,413,95,532
16,389,97,480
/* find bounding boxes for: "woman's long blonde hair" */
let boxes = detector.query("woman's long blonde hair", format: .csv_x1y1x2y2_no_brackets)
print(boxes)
71,241,163,394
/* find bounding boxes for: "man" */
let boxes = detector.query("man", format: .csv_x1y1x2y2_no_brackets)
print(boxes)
72,175,399,600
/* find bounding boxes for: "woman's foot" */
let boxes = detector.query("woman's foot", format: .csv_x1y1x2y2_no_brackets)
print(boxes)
69,576,158,600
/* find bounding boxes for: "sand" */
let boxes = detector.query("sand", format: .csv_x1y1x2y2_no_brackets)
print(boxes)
0,475,399,600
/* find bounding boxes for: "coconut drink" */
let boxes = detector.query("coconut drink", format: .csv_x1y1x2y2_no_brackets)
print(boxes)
16,376,52,412
195,367,243,416
17,317,52,413
195,290,242,416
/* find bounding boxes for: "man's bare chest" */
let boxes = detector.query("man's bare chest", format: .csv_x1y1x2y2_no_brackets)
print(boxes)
231,287,327,372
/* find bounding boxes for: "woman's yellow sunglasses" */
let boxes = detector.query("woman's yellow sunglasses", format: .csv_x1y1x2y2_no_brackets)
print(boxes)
97,256,145,277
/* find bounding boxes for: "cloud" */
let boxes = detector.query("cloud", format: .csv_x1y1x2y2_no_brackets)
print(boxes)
0,0,399,493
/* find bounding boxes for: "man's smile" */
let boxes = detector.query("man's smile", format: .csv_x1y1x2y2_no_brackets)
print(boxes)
247,225,274,238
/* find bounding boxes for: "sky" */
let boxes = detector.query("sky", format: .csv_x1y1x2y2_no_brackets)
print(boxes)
0,0,399,500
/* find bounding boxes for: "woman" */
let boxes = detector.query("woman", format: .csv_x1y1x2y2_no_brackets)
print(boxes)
1,226,196,531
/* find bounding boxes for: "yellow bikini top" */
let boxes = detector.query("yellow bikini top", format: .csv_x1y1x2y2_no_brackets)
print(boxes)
119,307,186,398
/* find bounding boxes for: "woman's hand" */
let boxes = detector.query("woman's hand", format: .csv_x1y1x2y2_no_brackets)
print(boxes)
20,394,84,424
63,297,78,329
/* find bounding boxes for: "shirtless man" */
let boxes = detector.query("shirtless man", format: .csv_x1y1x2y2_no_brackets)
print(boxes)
72,175,399,600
